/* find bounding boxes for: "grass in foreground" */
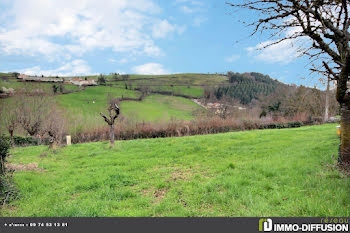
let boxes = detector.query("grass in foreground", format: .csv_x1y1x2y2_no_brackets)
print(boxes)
1,124,349,217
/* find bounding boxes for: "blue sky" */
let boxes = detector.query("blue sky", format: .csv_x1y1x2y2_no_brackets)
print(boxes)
0,0,323,87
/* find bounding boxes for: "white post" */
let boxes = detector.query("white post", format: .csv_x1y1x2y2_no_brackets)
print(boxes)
66,135,71,146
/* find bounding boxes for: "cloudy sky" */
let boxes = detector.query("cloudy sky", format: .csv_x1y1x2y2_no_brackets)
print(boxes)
0,0,321,86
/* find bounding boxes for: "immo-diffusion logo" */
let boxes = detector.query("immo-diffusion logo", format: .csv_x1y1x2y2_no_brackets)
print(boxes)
258,218,349,232
259,218,273,232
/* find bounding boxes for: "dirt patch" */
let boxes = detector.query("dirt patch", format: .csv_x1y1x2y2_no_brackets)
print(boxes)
39,152,48,158
141,187,168,204
166,169,192,182
71,193,80,200
6,163,45,172
154,188,167,204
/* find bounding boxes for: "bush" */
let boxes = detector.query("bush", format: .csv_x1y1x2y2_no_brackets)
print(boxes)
11,136,40,146
70,117,307,144
97,75,106,85
0,135,10,174
287,122,303,128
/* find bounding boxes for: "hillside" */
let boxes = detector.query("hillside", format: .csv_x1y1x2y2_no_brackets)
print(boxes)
0,72,335,136
213,72,288,104
2,124,349,217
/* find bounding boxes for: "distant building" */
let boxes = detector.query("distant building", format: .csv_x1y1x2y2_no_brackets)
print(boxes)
16,73,97,86
17,74,29,79
70,78,97,86
17,74,63,83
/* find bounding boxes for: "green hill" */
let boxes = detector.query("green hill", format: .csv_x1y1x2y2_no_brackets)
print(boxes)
213,72,287,104
2,124,349,217
0,72,330,134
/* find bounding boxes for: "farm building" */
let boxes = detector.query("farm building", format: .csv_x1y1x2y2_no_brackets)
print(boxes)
18,74,64,83
69,78,97,86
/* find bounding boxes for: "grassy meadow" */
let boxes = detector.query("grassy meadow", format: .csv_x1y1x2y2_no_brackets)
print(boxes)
120,94,204,123
0,75,208,132
56,87,203,131
2,124,349,217
103,73,227,98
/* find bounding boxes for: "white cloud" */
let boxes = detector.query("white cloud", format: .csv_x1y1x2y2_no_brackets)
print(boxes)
152,20,176,38
246,17,313,65
0,0,166,60
132,63,169,75
118,58,129,64
108,58,117,63
20,59,92,76
177,0,205,14
225,54,240,63
181,5,195,14
193,16,207,27
247,39,303,64
152,20,186,38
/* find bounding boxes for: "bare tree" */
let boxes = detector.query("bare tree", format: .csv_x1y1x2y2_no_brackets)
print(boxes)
43,108,66,149
16,95,50,137
0,100,19,140
229,0,350,167
100,98,120,147
324,76,331,122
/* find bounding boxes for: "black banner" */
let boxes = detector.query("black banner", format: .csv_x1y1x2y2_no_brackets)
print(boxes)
0,217,348,233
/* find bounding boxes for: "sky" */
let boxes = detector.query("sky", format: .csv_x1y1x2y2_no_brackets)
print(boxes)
0,0,325,87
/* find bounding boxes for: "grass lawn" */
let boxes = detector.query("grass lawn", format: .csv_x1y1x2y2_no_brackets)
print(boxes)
56,87,203,131
120,94,204,123
0,78,79,93
106,73,228,98
1,124,349,217
56,86,141,131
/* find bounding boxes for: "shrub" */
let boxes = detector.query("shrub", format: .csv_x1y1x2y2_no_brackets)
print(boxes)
97,74,106,85
0,135,10,174
11,136,40,146
70,116,307,144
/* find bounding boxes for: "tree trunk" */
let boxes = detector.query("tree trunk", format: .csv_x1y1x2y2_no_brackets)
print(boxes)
340,103,350,165
110,124,115,147
0,156,5,175
323,78,330,122
9,129,14,145
49,137,56,150
338,59,350,167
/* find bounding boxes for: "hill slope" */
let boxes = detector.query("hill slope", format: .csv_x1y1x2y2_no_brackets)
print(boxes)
2,124,349,217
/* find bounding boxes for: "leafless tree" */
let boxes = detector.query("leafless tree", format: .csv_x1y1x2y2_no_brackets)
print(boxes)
228,0,350,166
100,98,120,147
43,108,66,149
324,76,331,122
0,99,19,140
16,95,50,137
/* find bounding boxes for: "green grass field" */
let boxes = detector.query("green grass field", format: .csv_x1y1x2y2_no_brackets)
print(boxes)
120,94,204,123
104,73,227,98
2,124,349,217
0,76,208,132
56,86,141,130
56,88,203,132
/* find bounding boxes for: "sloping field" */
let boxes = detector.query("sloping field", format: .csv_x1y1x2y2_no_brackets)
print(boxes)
56,87,203,131
120,94,204,123
2,124,349,217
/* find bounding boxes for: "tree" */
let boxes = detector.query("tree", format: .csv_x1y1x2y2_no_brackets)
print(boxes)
100,98,120,147
17,95,50,137
52,84,59,94
0,100,19,140
324,76,331,122
43,108,66,149
12,72,19,78
0,135,10,175
229,0,350,167
97,74,106,85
